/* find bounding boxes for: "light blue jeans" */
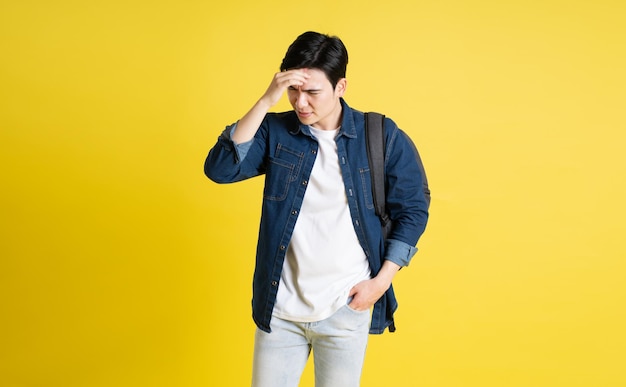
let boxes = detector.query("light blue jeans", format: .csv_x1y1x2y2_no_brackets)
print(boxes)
251,305,371,387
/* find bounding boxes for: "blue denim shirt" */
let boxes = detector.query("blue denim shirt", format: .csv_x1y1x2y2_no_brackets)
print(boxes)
204,99,429,334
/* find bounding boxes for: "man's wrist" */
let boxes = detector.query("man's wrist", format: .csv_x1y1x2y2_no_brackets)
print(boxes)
373,261,401,290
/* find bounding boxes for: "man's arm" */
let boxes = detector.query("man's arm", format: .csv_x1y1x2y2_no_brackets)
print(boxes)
349,125,430,311
205,69,310,183
231,70,310,144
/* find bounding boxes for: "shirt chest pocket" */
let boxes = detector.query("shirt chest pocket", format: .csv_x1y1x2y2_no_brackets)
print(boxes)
263,144,304,201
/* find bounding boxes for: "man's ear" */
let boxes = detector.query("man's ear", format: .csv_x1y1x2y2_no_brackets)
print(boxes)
335,78,347,97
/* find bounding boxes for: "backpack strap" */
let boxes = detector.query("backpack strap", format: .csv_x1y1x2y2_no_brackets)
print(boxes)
365,112,391,238
365,112,395,333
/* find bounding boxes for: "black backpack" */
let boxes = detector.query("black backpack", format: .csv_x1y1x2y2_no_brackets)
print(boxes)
364,112,430,239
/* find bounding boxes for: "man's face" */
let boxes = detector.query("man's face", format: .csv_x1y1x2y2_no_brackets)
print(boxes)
287,68,346,131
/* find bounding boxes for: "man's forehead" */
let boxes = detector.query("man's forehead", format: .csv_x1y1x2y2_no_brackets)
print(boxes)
300,68,331,88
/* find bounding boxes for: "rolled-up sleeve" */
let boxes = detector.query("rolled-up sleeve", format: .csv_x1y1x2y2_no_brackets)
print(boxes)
382,123,429,267
384,238,418,267
204,123,260,184
226,123,254,162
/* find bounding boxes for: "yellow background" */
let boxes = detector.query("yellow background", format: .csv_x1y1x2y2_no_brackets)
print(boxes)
1,1,625,386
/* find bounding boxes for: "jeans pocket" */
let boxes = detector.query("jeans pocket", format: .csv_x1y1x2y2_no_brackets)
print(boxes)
345,298,370,314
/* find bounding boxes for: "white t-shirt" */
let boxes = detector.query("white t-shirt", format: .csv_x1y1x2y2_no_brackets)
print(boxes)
273,126,371,322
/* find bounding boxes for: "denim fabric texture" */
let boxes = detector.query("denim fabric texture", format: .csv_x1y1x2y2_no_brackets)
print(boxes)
252,304,371,387
205,99,429,334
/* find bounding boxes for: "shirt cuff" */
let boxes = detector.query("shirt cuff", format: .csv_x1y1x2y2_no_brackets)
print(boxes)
384,238,418,267
224,123,253,162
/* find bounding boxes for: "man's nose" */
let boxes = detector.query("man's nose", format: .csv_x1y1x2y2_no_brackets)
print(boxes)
295,93,308,108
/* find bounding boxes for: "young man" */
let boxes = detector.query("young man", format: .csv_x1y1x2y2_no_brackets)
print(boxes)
204,31,429,387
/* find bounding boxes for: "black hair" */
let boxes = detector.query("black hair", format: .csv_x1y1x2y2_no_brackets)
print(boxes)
280,31,348,88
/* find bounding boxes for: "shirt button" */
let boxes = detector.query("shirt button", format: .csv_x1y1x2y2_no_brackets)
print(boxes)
302,180,308,186
280,245,286,250
271,281,278,286
291,210,298,215
311,149,317,154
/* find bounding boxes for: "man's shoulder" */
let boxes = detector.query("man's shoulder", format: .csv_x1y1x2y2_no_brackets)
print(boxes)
342,102,396,128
